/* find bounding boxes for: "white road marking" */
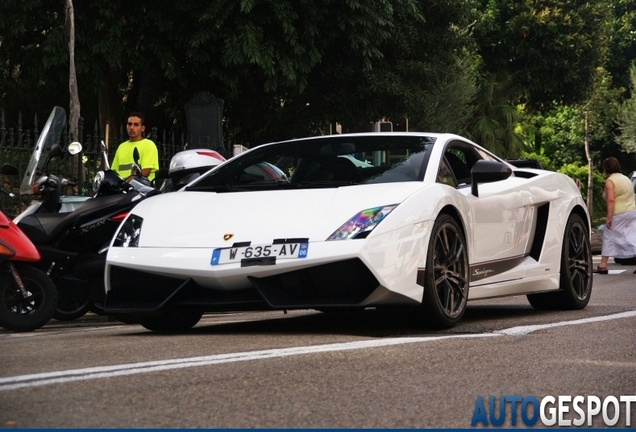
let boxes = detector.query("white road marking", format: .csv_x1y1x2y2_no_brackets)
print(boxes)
495,310,636,336
1,310,634,392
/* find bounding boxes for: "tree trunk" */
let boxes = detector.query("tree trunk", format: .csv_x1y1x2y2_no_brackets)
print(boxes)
66,0,81,185
533,119,543,154
584,111,593,213
98,69,127,148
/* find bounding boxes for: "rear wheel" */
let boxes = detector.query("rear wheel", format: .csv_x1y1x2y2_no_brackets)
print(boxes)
138,310,203,333
419,214,469,328
0,266,57,332
53,288,91,321
527,213,592,310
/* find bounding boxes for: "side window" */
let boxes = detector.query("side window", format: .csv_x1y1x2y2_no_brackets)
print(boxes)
444,149,472,186
437,158,457,187
444,143,487,187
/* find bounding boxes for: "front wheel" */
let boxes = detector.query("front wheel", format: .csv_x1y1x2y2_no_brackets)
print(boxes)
419,214,469,329
0,266,58,332
138,310,203,333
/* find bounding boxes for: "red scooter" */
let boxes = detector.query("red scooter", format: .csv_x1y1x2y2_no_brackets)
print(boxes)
0,163,57,332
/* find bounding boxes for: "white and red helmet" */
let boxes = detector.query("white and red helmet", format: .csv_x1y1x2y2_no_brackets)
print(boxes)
168,149,226,188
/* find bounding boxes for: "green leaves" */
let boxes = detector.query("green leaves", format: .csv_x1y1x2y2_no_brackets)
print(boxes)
617,63,636,153
474,0,610,110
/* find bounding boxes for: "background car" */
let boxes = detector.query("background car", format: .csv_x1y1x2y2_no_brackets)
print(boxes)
103,133,593,332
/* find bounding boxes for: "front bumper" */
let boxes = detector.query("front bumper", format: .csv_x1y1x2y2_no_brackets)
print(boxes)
104,258,386,313
104,230,425,314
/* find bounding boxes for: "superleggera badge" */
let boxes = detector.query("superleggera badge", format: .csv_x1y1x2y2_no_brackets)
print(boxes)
223,233,234,241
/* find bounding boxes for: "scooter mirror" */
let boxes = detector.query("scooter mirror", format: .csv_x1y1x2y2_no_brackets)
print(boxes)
68,142,82,155
68,141,83,155
1,163,19,176
49,144,62,159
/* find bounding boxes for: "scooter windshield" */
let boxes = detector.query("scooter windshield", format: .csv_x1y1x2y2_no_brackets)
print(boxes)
19,107,67,195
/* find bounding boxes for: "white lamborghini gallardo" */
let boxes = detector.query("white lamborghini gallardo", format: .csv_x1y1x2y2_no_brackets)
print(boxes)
104,133,593,332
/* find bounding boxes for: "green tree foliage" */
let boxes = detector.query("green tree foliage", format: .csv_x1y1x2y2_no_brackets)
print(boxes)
184,0,480,143
605,0,636,92
519,68,626,168
0,0,480,145
617,63,636,153
521,151,556,171
0,0,70,118
465,69,526,158
558,162,606,215
474,0,610,112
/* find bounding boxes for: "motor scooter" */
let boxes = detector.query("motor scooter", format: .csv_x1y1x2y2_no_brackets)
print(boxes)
11,107,159,321
0,164,57,332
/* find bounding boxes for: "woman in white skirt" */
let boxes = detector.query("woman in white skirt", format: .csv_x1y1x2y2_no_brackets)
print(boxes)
596,157,636,274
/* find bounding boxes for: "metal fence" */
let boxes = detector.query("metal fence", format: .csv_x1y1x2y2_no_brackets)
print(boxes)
0,110,198,218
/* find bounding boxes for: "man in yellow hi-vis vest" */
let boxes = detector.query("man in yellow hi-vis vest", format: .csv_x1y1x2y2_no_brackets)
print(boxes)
112,112,159,182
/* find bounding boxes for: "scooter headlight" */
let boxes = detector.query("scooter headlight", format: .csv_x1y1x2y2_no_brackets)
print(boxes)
93,171,105,193
113,215,143,247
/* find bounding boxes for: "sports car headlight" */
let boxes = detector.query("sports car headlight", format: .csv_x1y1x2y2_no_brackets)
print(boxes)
327,204,398,240
113,215,143,247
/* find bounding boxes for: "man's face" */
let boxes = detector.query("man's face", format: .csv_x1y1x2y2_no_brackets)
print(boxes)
127,116,145,141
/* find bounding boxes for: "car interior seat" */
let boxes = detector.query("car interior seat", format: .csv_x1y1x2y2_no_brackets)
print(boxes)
444,152,471,185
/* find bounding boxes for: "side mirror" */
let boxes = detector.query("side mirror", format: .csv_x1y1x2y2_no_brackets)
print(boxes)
471,160,512,197
41,144,62,171
49,143,63,158
68,141,82,155
1,163,19,176
130,147,142,177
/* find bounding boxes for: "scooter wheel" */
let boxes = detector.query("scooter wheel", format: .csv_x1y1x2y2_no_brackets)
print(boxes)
0,266,58,332
53,281,92,321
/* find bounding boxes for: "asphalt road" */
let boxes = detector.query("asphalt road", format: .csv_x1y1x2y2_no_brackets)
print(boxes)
1,257,635,429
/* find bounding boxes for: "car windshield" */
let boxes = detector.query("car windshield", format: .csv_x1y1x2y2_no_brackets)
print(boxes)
186,135,437,192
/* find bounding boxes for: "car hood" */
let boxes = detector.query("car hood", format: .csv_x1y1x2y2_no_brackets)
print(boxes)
129,183,425,248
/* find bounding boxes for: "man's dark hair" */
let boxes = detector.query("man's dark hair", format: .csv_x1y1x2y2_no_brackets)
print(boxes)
602,157,622,175
128,112,145,126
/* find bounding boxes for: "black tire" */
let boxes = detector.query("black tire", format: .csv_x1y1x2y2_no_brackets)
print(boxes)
0,266,58,332
138,310,203,333
527,213,592,310
53,287,91,321
89,302,106,315
419,214,469,329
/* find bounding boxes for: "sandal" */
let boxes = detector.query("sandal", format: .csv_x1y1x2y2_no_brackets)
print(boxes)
593,267,608,274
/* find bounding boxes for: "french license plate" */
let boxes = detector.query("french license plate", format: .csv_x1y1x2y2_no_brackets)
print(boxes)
210,242,308,265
